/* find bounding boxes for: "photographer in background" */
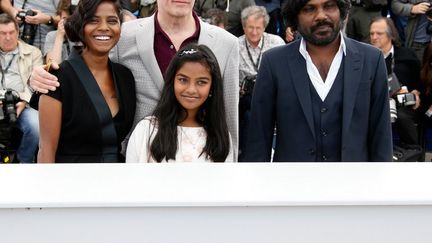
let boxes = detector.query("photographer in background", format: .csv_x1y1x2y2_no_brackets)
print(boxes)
391,0,432,61
10,0,60,51
370,17,422,149
238,6,284,159
0,13,41,163
346,0,387,43
43,0,77,63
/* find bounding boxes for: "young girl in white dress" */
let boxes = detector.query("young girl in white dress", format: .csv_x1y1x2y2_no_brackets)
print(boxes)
126,43,234,162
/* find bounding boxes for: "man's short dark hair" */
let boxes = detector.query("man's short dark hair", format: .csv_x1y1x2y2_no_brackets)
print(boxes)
0,13,19,31
282,0,351,31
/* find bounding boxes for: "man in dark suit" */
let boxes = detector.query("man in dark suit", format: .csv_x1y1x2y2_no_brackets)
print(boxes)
241,0,393,162
370,17,421,148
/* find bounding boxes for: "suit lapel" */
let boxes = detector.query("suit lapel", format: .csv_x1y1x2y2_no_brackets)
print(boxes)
197,21,217,51
342,38,363,144
288,42,316,140
136,16,164,91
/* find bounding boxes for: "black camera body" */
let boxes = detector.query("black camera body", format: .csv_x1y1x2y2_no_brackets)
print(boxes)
0,89,20,163
0,89,20,124
16,9,37,45
16,9,34,20
240,75,257,97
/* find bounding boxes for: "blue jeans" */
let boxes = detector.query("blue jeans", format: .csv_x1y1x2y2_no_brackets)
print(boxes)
16,107,39,163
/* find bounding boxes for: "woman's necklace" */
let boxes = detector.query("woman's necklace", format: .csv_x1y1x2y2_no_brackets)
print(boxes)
179,127,205,162
180,127,201,149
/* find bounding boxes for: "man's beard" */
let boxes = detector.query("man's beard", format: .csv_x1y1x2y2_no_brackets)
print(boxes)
298,20,342,46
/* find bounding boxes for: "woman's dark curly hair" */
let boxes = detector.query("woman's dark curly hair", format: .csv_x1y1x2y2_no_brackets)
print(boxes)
150,43,230,162
282,0,351,31
64,0,122,49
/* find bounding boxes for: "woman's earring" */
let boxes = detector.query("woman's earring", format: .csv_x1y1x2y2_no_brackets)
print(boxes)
209,92,213,98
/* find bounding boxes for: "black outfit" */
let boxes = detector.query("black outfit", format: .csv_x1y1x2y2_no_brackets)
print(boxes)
390,46,421,146
309,60,345,161
46,54,136,163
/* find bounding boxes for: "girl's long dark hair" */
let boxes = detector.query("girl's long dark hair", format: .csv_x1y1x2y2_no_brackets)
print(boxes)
150,43,230,162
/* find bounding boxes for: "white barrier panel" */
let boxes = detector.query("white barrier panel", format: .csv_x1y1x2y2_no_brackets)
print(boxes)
1,163,432,243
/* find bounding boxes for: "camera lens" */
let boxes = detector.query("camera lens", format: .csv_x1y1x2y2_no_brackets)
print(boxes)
389,99,397,123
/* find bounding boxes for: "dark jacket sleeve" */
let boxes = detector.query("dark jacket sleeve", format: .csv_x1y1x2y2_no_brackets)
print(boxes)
241,52,276,162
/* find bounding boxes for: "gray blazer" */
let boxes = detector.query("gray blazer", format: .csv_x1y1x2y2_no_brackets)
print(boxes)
111,15,239,157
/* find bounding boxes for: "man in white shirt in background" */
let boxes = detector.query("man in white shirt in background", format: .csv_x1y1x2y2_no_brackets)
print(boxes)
238,5,284,160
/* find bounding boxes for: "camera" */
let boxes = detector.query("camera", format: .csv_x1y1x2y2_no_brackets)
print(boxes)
16,10,37,45
0,89,20,163
0,89,20,124
396,92,416,107
240,75,257,97
389,98,397,123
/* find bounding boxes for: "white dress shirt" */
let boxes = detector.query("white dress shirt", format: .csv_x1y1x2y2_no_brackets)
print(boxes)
299,34,346,101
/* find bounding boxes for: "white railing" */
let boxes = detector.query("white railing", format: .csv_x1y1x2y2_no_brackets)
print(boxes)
1,163,431,243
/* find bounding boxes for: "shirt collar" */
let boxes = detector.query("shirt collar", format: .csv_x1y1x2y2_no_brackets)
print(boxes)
246,33,265,49
299,32,346,57
384,45,394,58
0,46,18,56
154,11,201,39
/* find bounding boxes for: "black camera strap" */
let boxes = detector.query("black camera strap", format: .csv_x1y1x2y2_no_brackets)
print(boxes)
245,35,265,72
0,53,17,89
21,0,28,10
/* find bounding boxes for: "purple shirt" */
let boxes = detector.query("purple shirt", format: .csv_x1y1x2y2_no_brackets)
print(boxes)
154,11,201,76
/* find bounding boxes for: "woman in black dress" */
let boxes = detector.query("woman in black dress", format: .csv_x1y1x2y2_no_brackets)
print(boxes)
38,0,136,162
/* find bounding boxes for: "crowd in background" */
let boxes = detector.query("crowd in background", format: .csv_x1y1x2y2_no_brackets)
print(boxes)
0,0,432,162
